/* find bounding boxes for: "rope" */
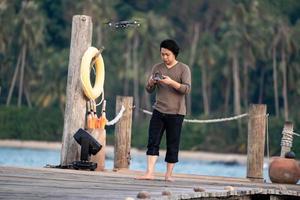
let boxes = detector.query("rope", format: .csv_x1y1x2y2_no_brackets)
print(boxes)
95,91,104,107
282,129,296,136
106,105,125,126
281,129,296,148
291,132,300,137
90,47,105,107
266,114,270,167
140,108,249,123
184,113,248,123
91,46,105,67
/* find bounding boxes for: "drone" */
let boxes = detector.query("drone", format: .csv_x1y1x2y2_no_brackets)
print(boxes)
105,20,141,29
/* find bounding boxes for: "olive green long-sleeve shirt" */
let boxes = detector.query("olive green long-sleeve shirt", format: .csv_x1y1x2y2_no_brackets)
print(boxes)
146,62,191,115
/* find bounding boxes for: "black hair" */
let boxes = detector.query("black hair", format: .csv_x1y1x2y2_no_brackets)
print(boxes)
160,39,180,58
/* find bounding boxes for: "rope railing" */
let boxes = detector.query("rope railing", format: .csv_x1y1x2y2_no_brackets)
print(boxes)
106,105,125,126
140,108,249,124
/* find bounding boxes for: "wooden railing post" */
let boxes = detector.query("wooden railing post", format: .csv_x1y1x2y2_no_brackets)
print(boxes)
91,101,107,171
90,129,106,171
60,15,92,166
280,121,294,157
114,96,133,170
247,104,267,182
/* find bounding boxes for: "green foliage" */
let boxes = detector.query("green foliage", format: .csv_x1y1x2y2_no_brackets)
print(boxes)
0,106,63,141
180,118,248,153
131,118,149,149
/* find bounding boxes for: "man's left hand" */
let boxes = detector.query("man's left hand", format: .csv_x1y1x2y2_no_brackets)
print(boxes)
160,75,181,89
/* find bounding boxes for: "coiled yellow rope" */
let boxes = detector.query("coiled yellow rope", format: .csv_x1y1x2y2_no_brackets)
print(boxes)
80,47,105,100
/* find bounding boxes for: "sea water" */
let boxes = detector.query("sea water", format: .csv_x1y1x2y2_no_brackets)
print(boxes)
0,147,270,180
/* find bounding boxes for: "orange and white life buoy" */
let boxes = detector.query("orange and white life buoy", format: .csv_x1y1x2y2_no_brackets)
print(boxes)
80,47,105,100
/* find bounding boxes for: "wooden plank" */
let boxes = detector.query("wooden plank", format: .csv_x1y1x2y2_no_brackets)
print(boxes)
1,166,299,200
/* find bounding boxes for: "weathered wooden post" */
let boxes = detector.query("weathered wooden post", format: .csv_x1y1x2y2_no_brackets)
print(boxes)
61,15,92,166
90,129,106,171
114,96,133,170
280,121,294,157
246,104,267,182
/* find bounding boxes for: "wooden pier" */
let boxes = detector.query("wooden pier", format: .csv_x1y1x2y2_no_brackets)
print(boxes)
0,166,299,200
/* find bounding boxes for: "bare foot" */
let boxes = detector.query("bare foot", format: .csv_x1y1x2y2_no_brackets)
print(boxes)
165,176,174,182
135,174,154,180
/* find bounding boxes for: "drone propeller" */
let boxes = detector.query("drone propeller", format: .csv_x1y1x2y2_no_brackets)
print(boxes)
104,21,113,27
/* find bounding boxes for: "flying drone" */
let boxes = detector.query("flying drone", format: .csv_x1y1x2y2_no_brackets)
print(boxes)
105,20,141,29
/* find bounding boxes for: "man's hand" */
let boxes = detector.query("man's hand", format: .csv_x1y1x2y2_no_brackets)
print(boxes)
148,75,157,87
160,75,181,89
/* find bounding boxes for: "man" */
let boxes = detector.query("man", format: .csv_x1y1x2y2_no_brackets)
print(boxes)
137,39,191,181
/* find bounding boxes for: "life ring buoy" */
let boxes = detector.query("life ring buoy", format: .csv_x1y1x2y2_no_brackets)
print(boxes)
80,47,105,100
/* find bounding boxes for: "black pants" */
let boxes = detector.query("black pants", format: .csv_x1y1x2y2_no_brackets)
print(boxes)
146,109,184,163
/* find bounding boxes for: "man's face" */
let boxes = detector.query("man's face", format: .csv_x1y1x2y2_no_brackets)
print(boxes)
160,48,176,66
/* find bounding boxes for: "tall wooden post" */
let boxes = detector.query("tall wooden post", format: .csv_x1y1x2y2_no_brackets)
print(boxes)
280,121,294,157
60,15,92,166
246,104,267,182
114,96,133,169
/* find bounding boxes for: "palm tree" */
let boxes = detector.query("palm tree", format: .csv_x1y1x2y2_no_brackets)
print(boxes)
1,1,16,104
33,48,68,113
187,22,200,115
197,32,222,116
270,28,281,117
0,0,9,53
6,1,45,107
221,2,265,115
221,4,243,116
273,20,297,120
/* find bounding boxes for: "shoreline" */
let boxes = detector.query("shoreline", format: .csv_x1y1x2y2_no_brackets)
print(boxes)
0,139,247,165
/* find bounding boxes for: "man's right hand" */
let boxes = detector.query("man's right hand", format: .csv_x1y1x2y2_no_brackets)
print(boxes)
148,76,157,86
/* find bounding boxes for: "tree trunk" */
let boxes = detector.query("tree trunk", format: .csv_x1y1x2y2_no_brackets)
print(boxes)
18,44,26,107
272,46,279,117
95,24,103,48
141,64,152,111
232,50,241,115
281,48,289,120
61,15,93,166
6,51,21,106
224,75,231,115
140,90,151,111
243,61,249,110
187,23,200,115
143,42,155,111
201,63,210,115
24,83,32,108
132,35,140,120
123,41,131,96
258,68,265,104
207,63,212,113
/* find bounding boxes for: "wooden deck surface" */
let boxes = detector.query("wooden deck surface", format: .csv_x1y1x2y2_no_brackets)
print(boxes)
0,166,299,200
